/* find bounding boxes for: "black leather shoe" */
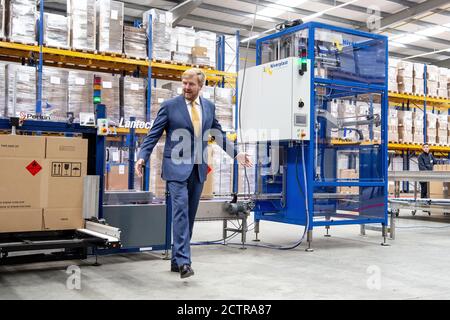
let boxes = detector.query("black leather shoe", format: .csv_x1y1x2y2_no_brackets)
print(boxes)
171,265,180,273
180,264,194,279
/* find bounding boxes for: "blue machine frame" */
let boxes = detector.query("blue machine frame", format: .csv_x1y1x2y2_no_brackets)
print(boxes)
252,22,389,236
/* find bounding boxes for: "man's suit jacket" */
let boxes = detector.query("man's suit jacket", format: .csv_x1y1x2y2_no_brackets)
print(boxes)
138,94,237,183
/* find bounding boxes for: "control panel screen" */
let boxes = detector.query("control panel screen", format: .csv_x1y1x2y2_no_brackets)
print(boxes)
294,114,307,126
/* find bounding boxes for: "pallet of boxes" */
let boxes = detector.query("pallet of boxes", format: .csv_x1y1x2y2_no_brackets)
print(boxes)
413,111,424,144
0,135,88,233
427,112,437,145
397,61,414,95
398,110,413,143
388,108,399,143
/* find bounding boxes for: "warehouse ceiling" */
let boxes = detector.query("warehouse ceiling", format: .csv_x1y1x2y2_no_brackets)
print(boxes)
45,0,450,66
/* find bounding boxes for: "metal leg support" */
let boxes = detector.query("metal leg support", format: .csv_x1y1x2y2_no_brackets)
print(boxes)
92,248,101,267
253,220,260,242
390,210,396,240
163,249,171,260
223,220,227,245
305,230,314,252
360,224,366,236
325,225,331,237
381,224,390,246
241,216,247,250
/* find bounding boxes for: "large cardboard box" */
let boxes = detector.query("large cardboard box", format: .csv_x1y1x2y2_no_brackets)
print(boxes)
0,135,87,233
0,135,46,212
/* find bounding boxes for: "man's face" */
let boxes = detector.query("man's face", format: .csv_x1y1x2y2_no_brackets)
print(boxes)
423,145,429,153
182,76,202,101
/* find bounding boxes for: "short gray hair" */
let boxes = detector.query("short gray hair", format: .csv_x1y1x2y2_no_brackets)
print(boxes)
182,68,206,87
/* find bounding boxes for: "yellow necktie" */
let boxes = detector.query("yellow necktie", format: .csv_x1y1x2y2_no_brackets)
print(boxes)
191,101,201,137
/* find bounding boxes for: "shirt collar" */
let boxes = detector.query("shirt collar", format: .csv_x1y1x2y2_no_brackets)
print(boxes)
186,96,201,107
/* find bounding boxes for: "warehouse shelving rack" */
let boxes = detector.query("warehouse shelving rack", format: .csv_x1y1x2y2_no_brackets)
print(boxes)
387,69,450,193
0,1,240,257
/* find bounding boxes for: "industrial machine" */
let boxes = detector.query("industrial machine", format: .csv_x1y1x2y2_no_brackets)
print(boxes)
239,22,389,250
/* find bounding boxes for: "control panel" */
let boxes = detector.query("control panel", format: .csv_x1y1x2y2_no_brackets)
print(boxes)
238,57,311,142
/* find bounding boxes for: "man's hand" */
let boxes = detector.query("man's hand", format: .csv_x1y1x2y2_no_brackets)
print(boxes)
135,159,145,178
236,152,253,168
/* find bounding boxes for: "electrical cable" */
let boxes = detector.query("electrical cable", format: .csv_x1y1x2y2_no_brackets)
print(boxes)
192,222,255,245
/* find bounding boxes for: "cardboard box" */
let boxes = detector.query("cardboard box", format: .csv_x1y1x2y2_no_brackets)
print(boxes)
191,46,207,57
106,164,129,191
430,165,449,199
201,146,214,199
0,135,47,211
0,209,43,233
43,208,84,231
338,169,359,194
0,135,87,233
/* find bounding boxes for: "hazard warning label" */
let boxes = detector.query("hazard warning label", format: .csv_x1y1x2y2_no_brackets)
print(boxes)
51,162,82,177
26,160,42,176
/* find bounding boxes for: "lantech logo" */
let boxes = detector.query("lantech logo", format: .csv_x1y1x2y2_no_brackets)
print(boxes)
119,118,153,130
19,112,51,121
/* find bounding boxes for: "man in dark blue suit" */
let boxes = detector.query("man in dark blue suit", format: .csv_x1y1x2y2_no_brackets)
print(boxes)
135,68,252,279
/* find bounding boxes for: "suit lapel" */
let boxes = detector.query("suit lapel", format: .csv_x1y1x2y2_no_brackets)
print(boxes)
178,95,194,133
200,96,208,134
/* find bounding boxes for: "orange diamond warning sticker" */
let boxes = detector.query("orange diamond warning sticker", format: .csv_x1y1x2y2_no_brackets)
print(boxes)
207,165,212,175
26,160,42,176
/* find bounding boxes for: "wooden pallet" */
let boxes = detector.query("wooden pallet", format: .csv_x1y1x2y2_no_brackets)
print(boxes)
363,139,381,144
152,58,172,64
124,54,148,61
71,47,98,54
170,60,193,67
44,44,70,51
4,38,38,46
98,50,125,58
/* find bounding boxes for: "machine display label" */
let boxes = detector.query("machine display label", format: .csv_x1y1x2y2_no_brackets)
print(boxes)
295,114,307,126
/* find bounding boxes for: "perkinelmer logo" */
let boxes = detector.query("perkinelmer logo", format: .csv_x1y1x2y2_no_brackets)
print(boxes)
269,60,289,69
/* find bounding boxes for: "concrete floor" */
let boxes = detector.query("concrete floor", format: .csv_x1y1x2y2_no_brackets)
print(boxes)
0,213,449,300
